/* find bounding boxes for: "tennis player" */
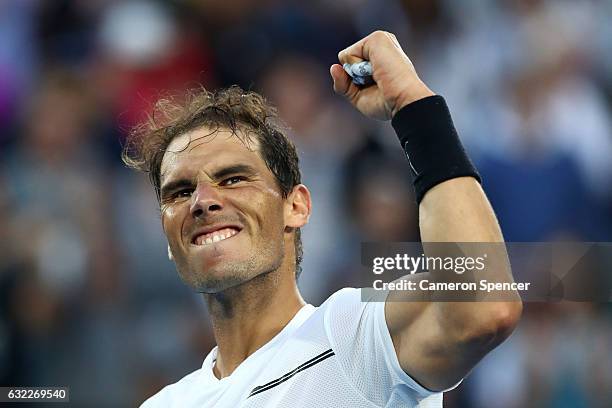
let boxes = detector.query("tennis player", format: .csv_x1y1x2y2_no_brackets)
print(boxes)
128,31,522,407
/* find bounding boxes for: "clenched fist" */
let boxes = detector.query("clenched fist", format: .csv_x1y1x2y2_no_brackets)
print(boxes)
331,31,435,121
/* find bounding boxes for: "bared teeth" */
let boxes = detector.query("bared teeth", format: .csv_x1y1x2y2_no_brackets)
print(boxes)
195,227,239,245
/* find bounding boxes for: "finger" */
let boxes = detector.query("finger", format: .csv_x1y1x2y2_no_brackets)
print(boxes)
338,35,369,65
338,31,400,66
337,30,386,65
388,32,403,50
330,64,353,96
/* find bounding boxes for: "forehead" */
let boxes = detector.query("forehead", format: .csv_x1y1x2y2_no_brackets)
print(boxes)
160,127,264,181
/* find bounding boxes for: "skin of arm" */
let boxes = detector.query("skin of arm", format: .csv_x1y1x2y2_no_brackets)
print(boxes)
330,31,523,391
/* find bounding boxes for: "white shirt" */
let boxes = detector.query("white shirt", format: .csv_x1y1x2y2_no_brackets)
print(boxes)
141,288,450,407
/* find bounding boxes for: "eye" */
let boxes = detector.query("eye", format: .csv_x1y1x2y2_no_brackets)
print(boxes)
174,188,194,198
221,176,247,186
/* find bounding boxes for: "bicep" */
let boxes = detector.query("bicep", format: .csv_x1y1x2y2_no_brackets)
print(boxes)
385,298,470,392
387,294,513,392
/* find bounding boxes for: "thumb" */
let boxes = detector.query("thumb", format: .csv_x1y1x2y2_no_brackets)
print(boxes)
330,64,352,96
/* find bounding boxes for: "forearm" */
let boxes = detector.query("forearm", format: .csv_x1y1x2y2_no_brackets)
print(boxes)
420,177,502,243
420,177,521,340
391,96,517,295
402,97,519,322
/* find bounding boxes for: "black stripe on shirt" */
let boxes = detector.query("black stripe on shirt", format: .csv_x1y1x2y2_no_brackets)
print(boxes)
247,349,336,398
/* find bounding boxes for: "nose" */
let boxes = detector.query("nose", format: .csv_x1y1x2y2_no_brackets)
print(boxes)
190,183,223,219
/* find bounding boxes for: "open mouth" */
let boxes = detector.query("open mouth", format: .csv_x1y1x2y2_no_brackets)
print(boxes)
192,227,241,246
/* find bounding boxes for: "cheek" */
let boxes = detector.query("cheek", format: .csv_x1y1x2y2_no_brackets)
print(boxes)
161,204,186,239
247,191,285,226
230,196,283,239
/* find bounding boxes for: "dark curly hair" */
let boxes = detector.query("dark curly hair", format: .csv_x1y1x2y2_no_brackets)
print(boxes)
122,85,304,278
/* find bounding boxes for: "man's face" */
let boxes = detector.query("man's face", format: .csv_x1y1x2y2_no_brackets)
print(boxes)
159,127,288,293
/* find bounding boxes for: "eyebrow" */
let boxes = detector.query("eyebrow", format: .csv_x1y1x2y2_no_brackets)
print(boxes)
160,164,259,198
212,164,258,180
159,178,193,199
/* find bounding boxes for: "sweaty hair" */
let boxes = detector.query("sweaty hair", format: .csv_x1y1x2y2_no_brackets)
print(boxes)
122,85,304,278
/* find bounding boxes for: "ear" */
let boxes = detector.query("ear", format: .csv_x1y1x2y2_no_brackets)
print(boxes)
284,184,312,229
167,244,174,261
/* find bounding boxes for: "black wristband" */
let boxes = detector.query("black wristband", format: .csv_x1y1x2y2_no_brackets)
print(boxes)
391,95,481,203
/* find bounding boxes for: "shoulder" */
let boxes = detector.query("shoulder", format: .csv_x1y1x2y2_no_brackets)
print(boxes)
319,287,372,309
318,287,387,323
322,287,388,304
139,368,203,408
317,287,389,349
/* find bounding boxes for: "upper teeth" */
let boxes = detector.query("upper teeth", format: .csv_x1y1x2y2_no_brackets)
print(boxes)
195,228,239,245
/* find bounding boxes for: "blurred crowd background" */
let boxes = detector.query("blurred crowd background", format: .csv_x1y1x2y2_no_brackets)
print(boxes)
1,0,611,406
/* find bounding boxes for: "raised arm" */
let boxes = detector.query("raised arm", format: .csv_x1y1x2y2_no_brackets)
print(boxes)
331,31,522,391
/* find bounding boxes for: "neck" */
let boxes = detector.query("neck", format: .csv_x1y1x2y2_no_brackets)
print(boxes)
204,267,305,379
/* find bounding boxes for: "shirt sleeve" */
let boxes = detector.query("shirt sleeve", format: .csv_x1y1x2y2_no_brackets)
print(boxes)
140,391,168,408
322,288,449,406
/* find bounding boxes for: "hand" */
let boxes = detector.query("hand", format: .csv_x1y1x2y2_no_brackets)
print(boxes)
331,31,435,121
